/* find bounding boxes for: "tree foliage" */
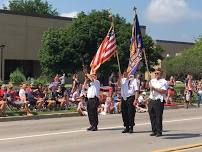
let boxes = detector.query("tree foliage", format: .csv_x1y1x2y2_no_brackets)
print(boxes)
39,10,163,81
4,0,58,16
163,36,202,79
141,35,164,72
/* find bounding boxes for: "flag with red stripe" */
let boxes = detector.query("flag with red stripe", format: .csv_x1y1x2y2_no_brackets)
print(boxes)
90,26,117,74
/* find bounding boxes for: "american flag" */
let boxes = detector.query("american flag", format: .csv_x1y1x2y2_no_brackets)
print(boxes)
127,12,143,75
90,26,117,74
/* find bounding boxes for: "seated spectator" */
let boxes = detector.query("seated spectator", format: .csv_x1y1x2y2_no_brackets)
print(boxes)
113,93,121,113
0,84,7,99
56,86,69,110
98,104,105,115
101,96,110,115
0,99,6,116
18,83,33,116
33,87,45,111
104,96,114,114
44,87,56,110
136,92,148,113
69,88,80,103
77,94,87,116
26,84,37,108
0,85,7,116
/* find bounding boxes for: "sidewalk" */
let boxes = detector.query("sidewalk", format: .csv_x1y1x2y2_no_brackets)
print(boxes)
0,103,197,122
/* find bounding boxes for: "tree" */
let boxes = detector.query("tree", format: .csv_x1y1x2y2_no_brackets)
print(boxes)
39,10,163,81
4,0,58,16
163,36,202,79
141,35,164,73
40,10,131,77
39,28,78,76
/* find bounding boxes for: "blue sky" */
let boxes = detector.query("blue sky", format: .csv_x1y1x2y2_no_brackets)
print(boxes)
1,0,202,42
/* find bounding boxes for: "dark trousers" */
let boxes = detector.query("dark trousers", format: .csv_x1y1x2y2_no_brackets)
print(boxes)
121,95,136,128
148,99,164,134
87,97,99,127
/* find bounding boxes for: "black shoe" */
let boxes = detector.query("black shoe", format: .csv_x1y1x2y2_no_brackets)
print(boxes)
129,127,133,133
122,127,129,133
150,132,157,136
87,126,93,131
91,127,98,131
156,133,162,137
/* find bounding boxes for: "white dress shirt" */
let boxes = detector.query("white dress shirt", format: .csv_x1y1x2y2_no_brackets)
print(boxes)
128,78,139,97
87,79,100,99
149,78,168,102
120,78,129,100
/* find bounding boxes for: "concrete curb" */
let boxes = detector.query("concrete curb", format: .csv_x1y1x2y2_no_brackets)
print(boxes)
164,104,185,110
0,112,80,122
0,104,195,122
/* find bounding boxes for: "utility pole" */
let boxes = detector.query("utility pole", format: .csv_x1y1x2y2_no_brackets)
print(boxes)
0,44,6,81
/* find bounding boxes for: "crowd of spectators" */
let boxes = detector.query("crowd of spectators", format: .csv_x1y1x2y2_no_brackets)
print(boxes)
0,72,201,117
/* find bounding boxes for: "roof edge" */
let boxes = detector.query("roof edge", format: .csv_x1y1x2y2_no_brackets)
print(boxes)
156,39,195,45
0,9,75,21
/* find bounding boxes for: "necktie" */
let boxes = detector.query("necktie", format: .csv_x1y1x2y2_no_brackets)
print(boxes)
128,80,131,88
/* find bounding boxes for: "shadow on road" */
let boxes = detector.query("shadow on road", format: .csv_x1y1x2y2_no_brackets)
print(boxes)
162,133,201,139
99,127,123,131
99,128,173,134
133,130,172,134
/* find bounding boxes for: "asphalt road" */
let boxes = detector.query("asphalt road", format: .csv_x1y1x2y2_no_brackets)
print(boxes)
0,107,202,152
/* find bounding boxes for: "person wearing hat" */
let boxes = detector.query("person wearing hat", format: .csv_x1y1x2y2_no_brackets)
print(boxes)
136,92,148,113
84,72,100,131
148,68,168,137
118,71,139,133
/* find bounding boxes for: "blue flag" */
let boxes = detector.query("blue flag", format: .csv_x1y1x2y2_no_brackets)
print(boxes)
127,12,143,75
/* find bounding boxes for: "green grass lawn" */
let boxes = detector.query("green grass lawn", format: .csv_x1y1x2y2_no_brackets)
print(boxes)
4,108,77,117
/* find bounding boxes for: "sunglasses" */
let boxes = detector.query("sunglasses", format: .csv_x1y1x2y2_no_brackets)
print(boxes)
155,72,160,75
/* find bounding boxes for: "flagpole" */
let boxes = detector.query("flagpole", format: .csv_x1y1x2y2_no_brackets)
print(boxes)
142,48,150,79
108,9,121,75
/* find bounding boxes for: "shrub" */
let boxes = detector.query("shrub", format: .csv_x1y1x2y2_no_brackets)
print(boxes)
34,76,49,85
9,68,26,84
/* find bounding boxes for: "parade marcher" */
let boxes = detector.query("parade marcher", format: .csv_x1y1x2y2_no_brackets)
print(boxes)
118,71,139,133
148,68,168,137
84,72,100,131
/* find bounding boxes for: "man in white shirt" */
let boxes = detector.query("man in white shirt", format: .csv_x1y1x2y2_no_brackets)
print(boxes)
85,72,100,131
148,68,168,137
118,71,139,133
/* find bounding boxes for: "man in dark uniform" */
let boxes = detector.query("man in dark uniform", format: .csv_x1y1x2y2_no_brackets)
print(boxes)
84,72,100,131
